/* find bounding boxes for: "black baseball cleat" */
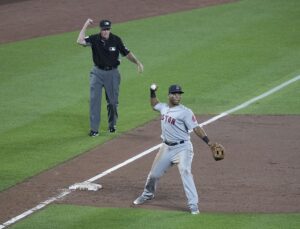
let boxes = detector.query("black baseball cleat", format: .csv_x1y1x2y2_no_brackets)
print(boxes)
109,127,116,133
88,130,99,137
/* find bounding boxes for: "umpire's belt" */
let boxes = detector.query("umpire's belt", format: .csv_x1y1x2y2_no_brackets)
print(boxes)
163,140,185,146
97,66,117,71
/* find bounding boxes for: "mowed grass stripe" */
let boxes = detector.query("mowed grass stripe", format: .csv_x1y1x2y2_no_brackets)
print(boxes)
0,0,299,193
9,205,300,229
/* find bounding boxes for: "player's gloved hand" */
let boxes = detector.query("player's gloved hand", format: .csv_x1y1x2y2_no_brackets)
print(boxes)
209,142,225,161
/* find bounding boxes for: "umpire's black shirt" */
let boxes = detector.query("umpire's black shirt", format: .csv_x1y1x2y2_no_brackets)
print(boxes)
85,33,130,68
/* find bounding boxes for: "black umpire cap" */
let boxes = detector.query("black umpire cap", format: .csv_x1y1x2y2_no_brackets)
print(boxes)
99,19,111,29
168,84,184,94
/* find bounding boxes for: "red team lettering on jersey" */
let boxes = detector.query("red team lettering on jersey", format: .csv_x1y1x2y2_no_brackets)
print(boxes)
192,115,197,123
161,114,176,125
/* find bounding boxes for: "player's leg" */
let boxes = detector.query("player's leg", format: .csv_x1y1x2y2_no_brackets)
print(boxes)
103,69,120,132
133,144,172,205
176,149,199,214
89,66,104,135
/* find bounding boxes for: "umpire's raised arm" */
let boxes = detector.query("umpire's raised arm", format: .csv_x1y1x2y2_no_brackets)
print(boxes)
77,18,93,46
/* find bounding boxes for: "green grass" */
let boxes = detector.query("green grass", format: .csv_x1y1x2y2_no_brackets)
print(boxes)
0,0,299,191
240,75,300,114
1,0,300,228
10,205,300,229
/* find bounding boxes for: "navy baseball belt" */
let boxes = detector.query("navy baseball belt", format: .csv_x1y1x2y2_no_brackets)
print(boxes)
97,66,117,71
163,140,185,146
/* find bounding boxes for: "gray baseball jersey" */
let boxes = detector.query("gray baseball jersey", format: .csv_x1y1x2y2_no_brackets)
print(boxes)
154,103,199,142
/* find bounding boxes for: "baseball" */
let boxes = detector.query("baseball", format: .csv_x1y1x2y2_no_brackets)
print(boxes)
150,83,157,90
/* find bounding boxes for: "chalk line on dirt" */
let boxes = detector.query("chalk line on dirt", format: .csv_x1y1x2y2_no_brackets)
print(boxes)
1,74,299,228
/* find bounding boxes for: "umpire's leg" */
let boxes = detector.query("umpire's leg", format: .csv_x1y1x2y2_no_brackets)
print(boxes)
90,66,104,132
104,69,120,130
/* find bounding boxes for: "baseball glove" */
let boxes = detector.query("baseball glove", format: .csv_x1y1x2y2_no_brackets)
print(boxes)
209,143,225,161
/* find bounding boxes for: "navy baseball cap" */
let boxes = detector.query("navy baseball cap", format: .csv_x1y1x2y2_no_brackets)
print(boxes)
99,19,111,29
168,84,184,94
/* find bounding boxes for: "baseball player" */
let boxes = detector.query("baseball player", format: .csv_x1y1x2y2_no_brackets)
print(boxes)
133,84,224,214
77,18,144,136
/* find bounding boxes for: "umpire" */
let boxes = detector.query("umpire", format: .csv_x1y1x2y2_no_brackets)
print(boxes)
77,18,144,136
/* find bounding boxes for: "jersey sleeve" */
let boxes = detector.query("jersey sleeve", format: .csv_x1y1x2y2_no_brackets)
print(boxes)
117,37,130,56
184,109,199,130
84,36,91,43
84,35,94,46
153,103,166,112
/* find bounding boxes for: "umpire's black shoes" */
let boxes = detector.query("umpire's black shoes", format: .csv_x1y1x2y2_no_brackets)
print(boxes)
88,130,99,137
109,127,116,133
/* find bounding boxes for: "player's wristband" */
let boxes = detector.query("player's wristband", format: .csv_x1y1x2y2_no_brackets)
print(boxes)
202,136,210,145
150,89,156,98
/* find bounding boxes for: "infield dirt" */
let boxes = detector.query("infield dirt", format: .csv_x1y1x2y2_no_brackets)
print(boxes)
0,0,299,224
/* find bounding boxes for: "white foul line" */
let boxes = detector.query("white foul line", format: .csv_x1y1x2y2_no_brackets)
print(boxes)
1,75,299,229
0,190,71,229
201,75,300,126
86,144,162,183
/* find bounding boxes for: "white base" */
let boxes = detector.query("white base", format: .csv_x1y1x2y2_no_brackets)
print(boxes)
69,182,102,191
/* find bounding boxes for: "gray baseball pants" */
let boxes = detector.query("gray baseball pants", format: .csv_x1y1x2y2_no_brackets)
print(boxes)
141,143,199,210
89,66,120,132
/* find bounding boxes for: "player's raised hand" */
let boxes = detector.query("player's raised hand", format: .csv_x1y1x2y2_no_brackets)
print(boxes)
150,83,158,91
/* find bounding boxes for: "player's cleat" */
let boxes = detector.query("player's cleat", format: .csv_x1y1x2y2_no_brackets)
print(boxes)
89,130,99,137
191,209,200,215
190,206,200,215
133,195,154,205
